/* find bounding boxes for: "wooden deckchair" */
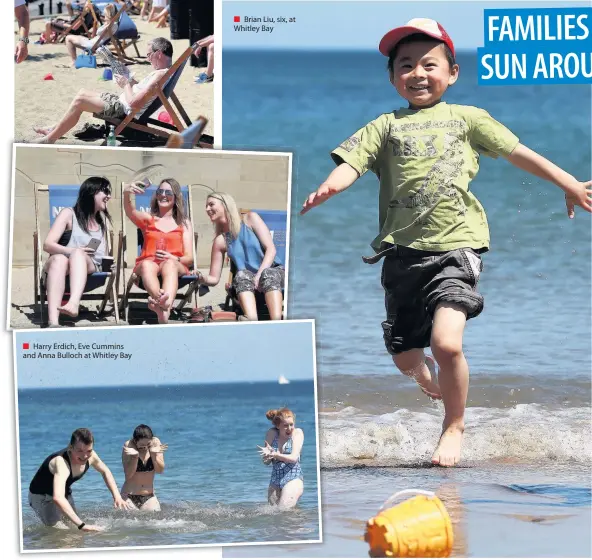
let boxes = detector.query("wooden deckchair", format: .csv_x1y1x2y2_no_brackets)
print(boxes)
88,3,128,55
33,184,120,325
110,10,141,62
93,44,196,145
223,209,287,320
56,1,101,43
117,184,200,322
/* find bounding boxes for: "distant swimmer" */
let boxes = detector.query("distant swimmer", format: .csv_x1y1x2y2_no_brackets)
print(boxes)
28,428,131,531
121,425,167,511
259,408,304,508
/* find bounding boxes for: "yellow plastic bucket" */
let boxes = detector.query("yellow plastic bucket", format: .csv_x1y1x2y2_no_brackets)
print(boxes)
365,489,453,558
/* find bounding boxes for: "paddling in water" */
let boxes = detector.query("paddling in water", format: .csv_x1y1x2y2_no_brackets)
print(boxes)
259,408,304,508
121,424,167,511
28,428,130,531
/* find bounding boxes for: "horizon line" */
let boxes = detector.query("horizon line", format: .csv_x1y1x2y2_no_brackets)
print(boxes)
18,379,314,391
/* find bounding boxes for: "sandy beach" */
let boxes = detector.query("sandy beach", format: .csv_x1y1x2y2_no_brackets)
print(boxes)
15,15,214,146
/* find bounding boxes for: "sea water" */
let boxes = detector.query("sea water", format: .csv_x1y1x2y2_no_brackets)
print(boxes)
19,382,319,549
222,49,591,557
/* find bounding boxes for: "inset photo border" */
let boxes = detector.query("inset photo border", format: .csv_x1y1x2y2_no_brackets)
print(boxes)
14,320,321,552
9,144,292,330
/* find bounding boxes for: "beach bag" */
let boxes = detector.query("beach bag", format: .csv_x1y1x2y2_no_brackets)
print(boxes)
75,50,96,69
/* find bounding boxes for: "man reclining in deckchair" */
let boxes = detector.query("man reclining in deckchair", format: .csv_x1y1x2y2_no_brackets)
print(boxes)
33,38,173,144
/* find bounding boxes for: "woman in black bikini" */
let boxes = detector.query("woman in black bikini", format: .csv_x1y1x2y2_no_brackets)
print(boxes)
121,424,167,511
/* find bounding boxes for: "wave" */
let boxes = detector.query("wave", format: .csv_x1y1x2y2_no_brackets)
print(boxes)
21,501,301,536
318,404,592,467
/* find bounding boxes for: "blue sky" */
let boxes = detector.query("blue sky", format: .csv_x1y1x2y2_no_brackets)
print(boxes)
223,0,590,50
15,322,315,388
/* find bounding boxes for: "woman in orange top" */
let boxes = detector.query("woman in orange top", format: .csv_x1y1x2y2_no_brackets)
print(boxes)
123,178,193,323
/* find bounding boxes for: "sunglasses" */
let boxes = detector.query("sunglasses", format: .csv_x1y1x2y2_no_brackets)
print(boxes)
99,187,111,196
156,188,174,197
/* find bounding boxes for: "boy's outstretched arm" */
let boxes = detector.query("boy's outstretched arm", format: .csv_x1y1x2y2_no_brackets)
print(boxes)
301,163,360,215
506,144,592,218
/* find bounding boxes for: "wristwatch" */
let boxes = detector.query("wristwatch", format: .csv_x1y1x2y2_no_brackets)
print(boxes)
19,37,29,44
77,522,86,530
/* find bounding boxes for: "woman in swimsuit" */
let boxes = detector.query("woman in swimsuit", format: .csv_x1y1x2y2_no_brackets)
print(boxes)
42,176,112,327
196,192,285,320
121,424,167,511
259,408,304,508
124,179,194,323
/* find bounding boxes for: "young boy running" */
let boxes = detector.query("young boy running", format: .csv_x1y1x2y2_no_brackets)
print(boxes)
301,18,591,467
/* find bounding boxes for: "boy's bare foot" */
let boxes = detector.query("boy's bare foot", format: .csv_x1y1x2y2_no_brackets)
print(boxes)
432,424,464,467
58,301,79,318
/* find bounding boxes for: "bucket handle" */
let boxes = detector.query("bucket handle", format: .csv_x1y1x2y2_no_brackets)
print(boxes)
379,489,436,513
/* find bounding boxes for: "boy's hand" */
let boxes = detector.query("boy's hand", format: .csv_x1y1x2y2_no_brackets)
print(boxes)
301,184,334,215
301,163,360,215
564,180,592,219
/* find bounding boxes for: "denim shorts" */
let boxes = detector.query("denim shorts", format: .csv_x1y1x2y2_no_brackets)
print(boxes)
380,245,484,355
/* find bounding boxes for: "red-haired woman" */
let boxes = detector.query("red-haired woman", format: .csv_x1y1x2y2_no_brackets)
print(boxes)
259,408,304,508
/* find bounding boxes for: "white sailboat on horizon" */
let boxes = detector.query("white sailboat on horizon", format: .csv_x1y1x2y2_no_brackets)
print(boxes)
278,375,290,385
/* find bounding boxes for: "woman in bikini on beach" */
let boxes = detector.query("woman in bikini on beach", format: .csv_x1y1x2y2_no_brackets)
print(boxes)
123,179,194,323
121,424,167,511
259,408,304,508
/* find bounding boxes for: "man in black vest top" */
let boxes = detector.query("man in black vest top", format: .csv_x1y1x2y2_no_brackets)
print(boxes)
28,428,130,531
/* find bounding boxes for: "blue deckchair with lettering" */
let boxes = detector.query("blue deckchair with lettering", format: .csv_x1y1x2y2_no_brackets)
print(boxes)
223,209,287,320
118,184,200,322
93,44,195,146
33,184,120,325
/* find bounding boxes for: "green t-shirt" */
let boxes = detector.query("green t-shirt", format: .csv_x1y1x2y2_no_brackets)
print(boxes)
331,102,519,252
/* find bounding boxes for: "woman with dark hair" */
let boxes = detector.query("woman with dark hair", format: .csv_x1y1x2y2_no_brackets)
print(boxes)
123,179,194,323
258,408,304,508
121,424,167,511
42,177,112,327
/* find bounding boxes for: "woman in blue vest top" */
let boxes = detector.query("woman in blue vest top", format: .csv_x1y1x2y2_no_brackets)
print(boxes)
196,192,285,320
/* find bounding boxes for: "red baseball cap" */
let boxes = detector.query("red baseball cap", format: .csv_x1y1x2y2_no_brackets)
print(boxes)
379,18,455,58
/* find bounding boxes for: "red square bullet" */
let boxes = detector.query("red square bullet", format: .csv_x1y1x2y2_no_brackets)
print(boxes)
23,343,29,350
234,16,240,22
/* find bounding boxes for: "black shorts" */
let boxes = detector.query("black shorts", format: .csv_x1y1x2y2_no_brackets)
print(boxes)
380,245,484,355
